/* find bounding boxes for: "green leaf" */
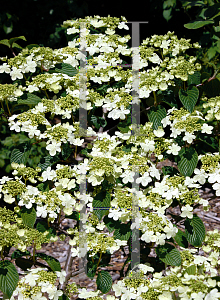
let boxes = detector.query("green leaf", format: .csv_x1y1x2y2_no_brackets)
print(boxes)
174,228,188,248
19,207,36,228
14,257,34,271
61,143,72,160
156,243,181,266
36,221,56,238
37,182,50,192
184,20,214,29
26,44,40,50
188,71,201,86
35,253,61,271
0,39,10,48
58,295,70,300
179,86,199,113
37,154,60,172
96,270,112,294
163,8,173,22
51,63,78,76
178,147,198,177
93,191,111,221
103,215,121,233
10,148,30,165
184,264,197,275
11,249,30,259
65,210,80,221
196,132,218,151
12,43,23,50
9,36,26,47
117,115,131,133
162,166,179,176
87,256,98,279
147,105,167,130
90,115,99,129
113,223,131,241
18,93,42,106
184,214,206,247
0,260,19,298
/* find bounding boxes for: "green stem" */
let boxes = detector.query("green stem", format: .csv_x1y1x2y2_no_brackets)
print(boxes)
173,291,177,300
96,251,102,269
32,242,36,264
5,100,11,117
1,248,4,260
153,91,157,106
58,209,62,226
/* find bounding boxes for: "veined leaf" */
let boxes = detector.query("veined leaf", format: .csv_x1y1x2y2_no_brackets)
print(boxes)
179,86,199,113
184,20,214,29
184,214,206,247
0,260,19,298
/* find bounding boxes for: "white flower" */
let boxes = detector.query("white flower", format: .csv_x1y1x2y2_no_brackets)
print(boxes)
205,288,220,300
118,21,129,30
42,167,56,181
46,141,61,156
140,139,155,152
24,273,39,287
4,194,15,204
183,131,196,143
153,128,165,137
163,225,178,239
67,27,79,34
120,170,135,183
108,208,122,221
0,63,10,73
191,292,205,300
36,205,48,218
158,291,173,300
112,281,124,297
167,143,181,155
138,263,154,274
193,168,207,185
136,172,152,186
10,67,23,80
141,230,157,243
201,123,213,134
56,270,66,284
78,287,100,298
17,229,26,237
180,205,193,219
161,116,171,127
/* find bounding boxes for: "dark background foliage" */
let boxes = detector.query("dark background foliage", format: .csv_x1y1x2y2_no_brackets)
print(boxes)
0,0,200,54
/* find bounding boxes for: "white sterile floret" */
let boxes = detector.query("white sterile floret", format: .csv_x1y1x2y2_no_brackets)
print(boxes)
42,166,56,181
140,139,155,152
201,123,213,134
204,288,220,300
167,143,181,155
138,263,154,274
78,287,100,299
108,208,122,221
183,131,196,143
180,204,193,219
118,21,129,30
212,182,220,196
46,141,62,156
120,170,135,184
136,172,152,186
4,194,15,204
153,127,165,137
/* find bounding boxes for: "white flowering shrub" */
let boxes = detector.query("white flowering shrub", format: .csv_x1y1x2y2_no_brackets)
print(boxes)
0,15,220,300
